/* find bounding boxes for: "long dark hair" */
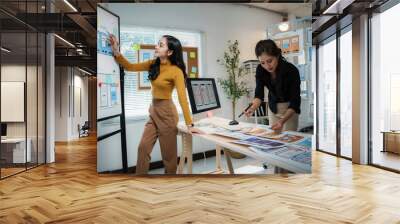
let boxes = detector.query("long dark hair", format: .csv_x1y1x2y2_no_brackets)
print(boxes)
255,39,283,59
148,35,187,81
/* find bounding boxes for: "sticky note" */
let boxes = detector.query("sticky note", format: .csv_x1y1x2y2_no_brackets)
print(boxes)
191,66,197,73
190,52,196,59
190,73,196,78
132,43,140,51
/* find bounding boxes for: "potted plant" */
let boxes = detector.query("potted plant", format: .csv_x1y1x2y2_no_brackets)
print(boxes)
217,40,250,126
217,40,250,159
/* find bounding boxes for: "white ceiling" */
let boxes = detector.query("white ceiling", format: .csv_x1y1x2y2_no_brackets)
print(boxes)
241,3,312,18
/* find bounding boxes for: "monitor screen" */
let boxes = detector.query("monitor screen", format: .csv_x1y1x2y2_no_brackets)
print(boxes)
1,123,7,137
186,78,221,114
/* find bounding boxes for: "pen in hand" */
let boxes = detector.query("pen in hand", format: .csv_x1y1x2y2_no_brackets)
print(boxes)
238,104,252,118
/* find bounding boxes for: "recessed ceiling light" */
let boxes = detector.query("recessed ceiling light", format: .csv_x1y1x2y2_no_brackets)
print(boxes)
54,34,75,48
1,47,11,53
78,67,92,76
63,0,78,12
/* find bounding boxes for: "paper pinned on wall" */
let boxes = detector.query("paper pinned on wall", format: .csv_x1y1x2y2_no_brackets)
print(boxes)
275,40,281,48
190,52,196,59
183,51,189,74
282,39,290,50
110,86,118,105
191,66,197,73
190,73,196,78
298,53,305,65
100,85,109,107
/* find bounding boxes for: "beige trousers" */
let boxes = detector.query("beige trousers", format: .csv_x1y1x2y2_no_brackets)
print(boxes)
268,102,299,131
136,99,179,175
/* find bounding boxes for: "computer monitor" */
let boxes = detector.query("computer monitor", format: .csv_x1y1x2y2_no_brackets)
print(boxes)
186,78,221,114
1,123,7,137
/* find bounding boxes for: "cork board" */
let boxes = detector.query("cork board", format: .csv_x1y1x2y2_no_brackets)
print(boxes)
139,44,199,79
273,35,300,54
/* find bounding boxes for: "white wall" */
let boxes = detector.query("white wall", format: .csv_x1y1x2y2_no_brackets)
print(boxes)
55,67,89,141
102,3,282,168
72,73,89,138
1,65,41,136
55,67,69,141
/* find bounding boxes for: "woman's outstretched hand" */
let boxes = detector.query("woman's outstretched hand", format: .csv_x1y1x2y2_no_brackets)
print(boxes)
187,126,205,134
109,34,120,57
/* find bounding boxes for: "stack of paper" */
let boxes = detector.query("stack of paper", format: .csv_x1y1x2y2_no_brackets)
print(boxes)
249,137,312,166
212,128,253,140
233,137,286,150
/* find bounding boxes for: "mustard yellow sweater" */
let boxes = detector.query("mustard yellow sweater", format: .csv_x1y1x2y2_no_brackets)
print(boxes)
115,54,192,125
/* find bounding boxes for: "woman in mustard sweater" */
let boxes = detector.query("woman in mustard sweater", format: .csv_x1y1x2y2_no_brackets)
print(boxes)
109,34,203,175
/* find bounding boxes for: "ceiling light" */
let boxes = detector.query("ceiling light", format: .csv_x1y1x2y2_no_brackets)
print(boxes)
277,15,290,32
54,34,75,48
278,21,290,32
63,0,78,12
1,47,11,53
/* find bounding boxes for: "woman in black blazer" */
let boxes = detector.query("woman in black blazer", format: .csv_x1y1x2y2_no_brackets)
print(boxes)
244,39,301,133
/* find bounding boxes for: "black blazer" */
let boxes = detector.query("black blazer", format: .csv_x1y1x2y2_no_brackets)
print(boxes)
254,57,301,114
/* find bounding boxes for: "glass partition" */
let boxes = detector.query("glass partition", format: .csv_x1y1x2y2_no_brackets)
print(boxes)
317,35,337,155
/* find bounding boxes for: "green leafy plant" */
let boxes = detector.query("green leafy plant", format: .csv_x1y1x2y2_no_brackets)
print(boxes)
217,40,250,122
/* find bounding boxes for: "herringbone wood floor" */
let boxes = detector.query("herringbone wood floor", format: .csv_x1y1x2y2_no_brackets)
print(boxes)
1,135,400,224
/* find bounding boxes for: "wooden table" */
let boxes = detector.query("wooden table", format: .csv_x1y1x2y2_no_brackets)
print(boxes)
176,117,311,174
381,131,400,154
1,138,32,166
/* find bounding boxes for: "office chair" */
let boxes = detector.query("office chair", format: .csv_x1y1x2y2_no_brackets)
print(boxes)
78,121,90,138
252,101,268,125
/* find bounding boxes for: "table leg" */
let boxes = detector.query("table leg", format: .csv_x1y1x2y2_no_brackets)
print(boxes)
223,149,234,174
177,133,186,174
177,132,193,174
186,135,193,174
382,133,386,152
215,145,222,171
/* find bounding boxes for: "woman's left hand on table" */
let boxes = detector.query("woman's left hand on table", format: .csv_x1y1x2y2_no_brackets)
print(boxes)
271,120,284,133
187,126,205,134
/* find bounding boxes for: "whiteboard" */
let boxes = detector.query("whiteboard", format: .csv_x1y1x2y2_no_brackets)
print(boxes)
97,5,125,173
1,82,25,122
97,5,122,119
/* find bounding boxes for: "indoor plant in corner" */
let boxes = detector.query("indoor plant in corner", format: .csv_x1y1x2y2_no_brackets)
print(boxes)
217,40,250,159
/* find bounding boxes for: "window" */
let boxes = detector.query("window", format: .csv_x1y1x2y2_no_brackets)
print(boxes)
317,35,337,154
120,27,202,118
371,2,400,171
339,27,352,158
